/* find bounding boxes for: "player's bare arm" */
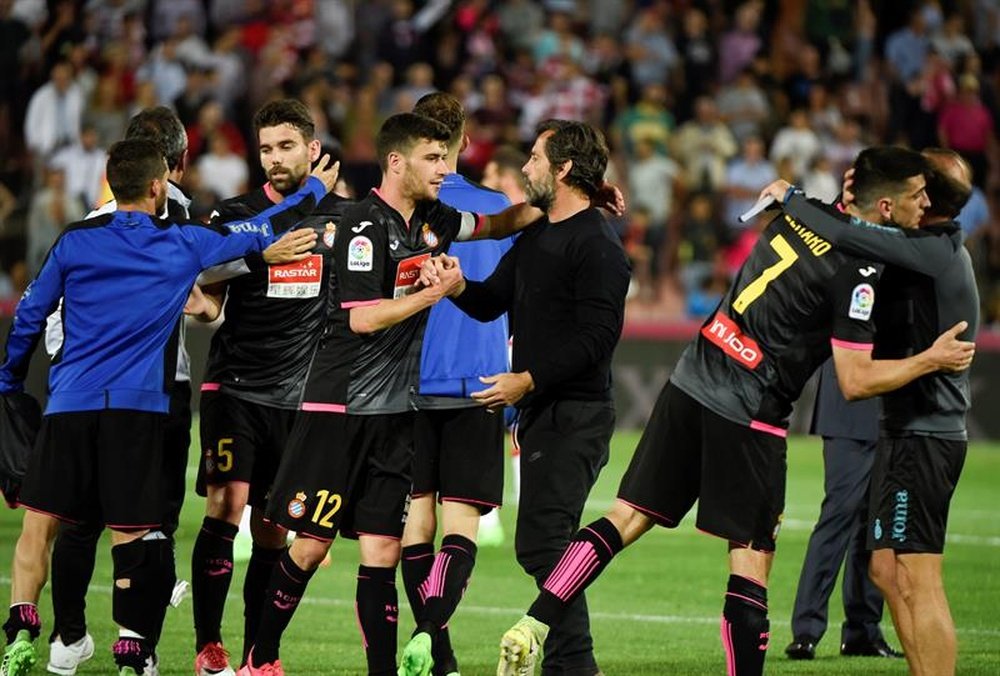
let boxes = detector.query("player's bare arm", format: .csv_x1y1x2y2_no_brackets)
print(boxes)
832,321,975,400
183,283,223,322
349,263,464,335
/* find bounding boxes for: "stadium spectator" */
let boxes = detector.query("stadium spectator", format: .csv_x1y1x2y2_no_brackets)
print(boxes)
723,135,777,231
24,60,84,165
716,68,770,144
623,6,679,91
672,96,737,191
718,1,762,85
938,74,994,188
49,124,106,211
770,108,822,182
627,135,681,289
196,133,249,201
26,166,85,276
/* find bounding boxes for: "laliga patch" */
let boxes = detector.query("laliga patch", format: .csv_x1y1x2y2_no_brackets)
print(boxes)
849,283,874,320
421,223,439,248
322,221,336,248
348,236,373,271
287,492,307,519
394,253,431,298
267,254,322,298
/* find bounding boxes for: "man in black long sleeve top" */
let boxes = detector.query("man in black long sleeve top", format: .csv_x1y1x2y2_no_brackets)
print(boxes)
431,120,630,676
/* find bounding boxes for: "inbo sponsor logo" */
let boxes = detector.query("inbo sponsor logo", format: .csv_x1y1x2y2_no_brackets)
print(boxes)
701,313,763,369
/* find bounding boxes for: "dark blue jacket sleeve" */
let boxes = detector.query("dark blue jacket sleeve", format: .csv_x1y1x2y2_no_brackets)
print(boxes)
194,177,327,270
0,245,65,392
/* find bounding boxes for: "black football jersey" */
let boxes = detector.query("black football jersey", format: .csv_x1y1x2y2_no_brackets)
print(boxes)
299,190,476,415
202,188,350,408
671,199,884,430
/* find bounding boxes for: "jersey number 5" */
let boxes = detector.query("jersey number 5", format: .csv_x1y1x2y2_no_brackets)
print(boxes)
732,234,799,314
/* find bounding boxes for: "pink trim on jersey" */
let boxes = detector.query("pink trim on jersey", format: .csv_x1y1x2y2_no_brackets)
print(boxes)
300,402,346,413
263,182,283,204
106,522,162,530
200,382,221,391
749,420,787,438
440,496,501,509
542,541,599,601
835,202,846,213
830,338,874,351
721,617,736,676
354,601,368,651
615,498,678,526
341,299,381,309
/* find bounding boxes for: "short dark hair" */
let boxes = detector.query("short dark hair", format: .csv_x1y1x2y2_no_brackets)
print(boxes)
536,119,608,198
106,139,168,203
922,148,973,219
125,106,187,171
851,146,929,211
375,113,451,171
252,99,316,142
489,145,528,187
413,92,465,149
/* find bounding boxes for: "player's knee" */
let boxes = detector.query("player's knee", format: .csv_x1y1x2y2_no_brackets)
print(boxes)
868,550,896,594
249,514,287,549
359,536,401,568
290,536,332,571
607,501,653,545
205,484,247,524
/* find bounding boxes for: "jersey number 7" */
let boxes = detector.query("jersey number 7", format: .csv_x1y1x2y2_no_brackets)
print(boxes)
732,234,799,314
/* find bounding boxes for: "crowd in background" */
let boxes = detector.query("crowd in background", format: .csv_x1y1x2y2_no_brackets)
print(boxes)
3,0,1000,324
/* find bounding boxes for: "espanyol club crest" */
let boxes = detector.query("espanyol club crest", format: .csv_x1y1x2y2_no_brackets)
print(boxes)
323,221,336,248
421,223,439,248
287,492,307,519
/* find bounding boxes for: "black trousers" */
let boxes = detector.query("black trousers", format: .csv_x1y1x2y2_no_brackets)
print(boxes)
50,381,191,643
790,436,884,645
515,399,613,675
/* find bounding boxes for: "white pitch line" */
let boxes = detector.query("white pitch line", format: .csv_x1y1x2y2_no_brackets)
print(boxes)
3,577,997,638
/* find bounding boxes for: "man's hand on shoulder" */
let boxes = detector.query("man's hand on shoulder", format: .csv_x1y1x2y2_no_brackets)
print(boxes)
310,154,341,193
594,182,626,216
758,179,795,204
263,229,317,264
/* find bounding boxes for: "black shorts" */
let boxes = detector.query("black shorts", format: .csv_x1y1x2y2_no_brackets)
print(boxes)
617,382,787,552
266,411,414,541
18,410,166,529
196,391,297,509
867,435,967,554
411,406,504,513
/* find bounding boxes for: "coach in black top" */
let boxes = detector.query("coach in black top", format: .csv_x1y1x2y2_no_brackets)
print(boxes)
434,120,630,676
770,147,979,676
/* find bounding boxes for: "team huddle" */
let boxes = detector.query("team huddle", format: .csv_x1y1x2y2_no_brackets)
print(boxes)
0,93,977,676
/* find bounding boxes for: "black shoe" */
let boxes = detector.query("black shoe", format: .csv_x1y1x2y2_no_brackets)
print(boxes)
785,637,818,660
840,637,904,658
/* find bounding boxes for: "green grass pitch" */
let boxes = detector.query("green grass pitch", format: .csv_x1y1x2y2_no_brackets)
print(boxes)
1,428,998,674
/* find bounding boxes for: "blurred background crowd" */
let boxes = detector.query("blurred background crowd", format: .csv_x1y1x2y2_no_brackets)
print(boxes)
2,0,1000,325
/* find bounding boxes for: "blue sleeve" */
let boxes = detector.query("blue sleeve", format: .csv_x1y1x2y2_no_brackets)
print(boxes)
195,177,327,270
0,245,65,392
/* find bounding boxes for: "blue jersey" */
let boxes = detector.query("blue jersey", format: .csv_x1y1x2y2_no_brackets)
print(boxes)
0,178,325,415
417,173,512,405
